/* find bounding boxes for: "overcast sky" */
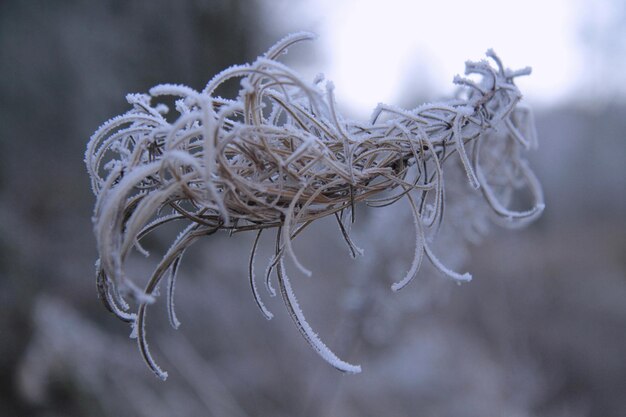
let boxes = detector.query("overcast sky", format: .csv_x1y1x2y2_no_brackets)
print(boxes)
267,0,623,117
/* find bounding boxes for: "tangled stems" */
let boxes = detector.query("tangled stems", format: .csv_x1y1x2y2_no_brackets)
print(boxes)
85,32,544,379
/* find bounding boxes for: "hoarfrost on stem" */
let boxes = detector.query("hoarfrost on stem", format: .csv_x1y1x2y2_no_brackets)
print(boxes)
85,32,543,379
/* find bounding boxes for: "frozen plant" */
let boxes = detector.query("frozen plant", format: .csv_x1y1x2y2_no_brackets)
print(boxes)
85,32,544,380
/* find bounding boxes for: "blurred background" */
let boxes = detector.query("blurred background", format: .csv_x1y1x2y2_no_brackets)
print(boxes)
1,0,624,416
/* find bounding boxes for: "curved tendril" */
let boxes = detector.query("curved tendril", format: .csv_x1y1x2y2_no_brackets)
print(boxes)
391,192,425,291
276,254,361,373
249,229,274,319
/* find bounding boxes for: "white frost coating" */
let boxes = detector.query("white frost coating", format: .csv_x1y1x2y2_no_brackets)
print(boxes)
277,258,361,374
263,31,317,60
505,117,531,149
391,195,425,292
424,243,473,282
453,116,480,190
166,255,182,329
474,141,545,225
281,186,313,278
263,255,278,297
97,264,136,323
240,78,255,95
137,306,168,381
149,83,199,99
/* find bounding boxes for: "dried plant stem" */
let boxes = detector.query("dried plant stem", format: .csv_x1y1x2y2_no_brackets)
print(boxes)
86,33,544,379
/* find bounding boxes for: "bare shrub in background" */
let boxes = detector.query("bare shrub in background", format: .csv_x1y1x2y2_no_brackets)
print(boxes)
85,32,544,379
